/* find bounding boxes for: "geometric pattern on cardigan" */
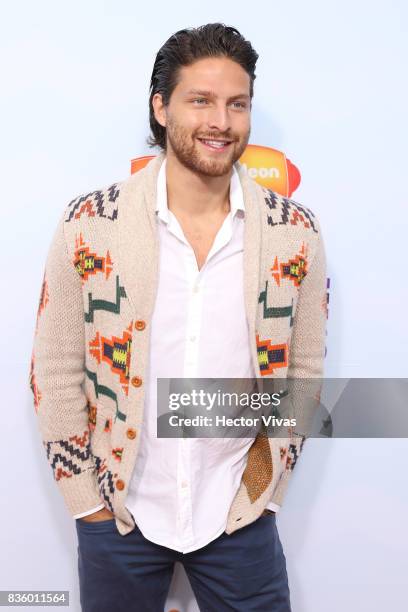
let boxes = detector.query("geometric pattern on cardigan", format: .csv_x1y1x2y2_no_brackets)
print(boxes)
43,429,93,482
256,333,288,376
271,241,309,288
258,281,294,325
94,454,117,513
112,448,123,462
286,437,306,471
42,419,121,511
263,188,318,233
241,420,305,506
88,402,97,431
241,430,273,503
84,275,128,323
29,352,41,413
73,232,113,283
35,272,49,334
88,321,133,397
64,183,120,223
84,367,126,423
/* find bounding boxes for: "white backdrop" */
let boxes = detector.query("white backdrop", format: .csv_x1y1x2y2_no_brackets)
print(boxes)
1,1,407,610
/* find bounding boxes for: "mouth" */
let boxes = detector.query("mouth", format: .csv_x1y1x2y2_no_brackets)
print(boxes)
197,138,233,152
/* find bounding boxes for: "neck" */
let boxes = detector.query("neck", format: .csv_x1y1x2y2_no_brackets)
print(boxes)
165,149,232,218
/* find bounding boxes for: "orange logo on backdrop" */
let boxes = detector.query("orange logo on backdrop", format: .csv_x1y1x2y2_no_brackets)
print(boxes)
130,145,301,197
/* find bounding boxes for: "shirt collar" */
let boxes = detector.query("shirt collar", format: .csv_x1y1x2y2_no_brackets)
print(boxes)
156,157,245,224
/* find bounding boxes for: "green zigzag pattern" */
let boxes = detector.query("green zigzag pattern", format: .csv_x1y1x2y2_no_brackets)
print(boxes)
259,281,294,326
85,275,127,323
85,367,127,422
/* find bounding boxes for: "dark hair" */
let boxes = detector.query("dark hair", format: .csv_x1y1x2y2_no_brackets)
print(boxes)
147,23,259,151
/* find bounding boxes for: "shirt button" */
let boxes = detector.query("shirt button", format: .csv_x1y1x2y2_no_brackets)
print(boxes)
192,284,200,293
126,428,137,439
189,335,196,342
181,480,188,488
135,320,146,331
131,376,143,387
116,479,125,491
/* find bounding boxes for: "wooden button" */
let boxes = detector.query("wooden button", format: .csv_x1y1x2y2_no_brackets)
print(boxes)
131,376,142,387
116,479,125,491
126,428,137,439
135,320,146,331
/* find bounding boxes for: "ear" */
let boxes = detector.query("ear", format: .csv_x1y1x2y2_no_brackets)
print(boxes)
152,93,167,128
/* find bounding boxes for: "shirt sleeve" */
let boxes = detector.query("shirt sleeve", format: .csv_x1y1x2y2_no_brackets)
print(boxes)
73,503,106,519
265,501,281,513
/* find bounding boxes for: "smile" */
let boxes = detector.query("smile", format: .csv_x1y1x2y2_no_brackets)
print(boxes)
197,138,233,152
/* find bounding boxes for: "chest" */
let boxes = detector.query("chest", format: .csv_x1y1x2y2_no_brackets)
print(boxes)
175,214,229,271
186,235,212,271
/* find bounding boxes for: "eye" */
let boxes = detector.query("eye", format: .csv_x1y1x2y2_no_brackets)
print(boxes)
193,98,208,105
231,101,247,109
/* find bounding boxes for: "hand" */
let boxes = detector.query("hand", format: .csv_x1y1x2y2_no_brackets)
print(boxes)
80,508,114,523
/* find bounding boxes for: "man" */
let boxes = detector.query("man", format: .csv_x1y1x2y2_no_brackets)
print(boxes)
30,23,327,612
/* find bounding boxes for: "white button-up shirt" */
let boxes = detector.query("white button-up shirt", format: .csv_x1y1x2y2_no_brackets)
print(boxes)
122,158,280,553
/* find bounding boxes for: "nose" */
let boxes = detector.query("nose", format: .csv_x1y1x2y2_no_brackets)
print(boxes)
206,102,231,133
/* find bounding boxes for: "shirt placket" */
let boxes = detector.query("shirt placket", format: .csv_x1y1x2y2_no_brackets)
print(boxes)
176,251,203,549
166,210,235,551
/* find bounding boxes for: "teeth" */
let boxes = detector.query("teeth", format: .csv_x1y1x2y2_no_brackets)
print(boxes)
202,140,228,147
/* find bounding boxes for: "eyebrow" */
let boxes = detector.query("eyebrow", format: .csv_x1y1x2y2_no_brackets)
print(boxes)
185,89,250,101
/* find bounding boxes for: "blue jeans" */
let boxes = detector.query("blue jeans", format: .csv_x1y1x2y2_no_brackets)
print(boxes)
75,512,291,611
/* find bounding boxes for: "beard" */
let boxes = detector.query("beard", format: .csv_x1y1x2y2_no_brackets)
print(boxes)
165,115,250,177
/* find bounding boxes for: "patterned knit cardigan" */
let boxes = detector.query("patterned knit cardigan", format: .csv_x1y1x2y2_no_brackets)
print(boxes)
29,151,327,536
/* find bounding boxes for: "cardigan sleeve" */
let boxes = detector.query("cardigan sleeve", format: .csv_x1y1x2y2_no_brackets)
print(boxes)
269,215,328,507
29,212,104,516
287,216,327,379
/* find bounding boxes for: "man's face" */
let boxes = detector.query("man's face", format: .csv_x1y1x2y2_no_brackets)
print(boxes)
153,57,252,177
